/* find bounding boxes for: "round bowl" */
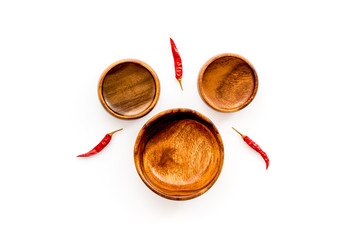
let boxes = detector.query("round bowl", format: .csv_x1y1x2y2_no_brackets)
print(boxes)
98,59,160,119
134,108,224,200
198,53,258,112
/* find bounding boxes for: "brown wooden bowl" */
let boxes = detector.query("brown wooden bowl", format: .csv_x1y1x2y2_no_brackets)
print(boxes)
134,108,224,200
98,59,160,119
198,53,258,112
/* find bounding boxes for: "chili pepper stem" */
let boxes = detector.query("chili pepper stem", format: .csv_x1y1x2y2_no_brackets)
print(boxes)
177,78,183,91
108,128,123,137
232,127,246,139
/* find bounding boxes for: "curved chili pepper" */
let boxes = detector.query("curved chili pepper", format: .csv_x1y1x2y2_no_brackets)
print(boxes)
170,38,183,90
233,127,269,170
77,128,123,157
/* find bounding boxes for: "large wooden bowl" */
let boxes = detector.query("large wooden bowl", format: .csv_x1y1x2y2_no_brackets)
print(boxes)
134,109,224,200
98,59,160,119
198,53,258,112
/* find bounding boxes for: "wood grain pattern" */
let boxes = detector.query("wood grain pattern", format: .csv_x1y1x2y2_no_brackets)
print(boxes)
134,108,224,200
98,59,160,119
198,53,258,112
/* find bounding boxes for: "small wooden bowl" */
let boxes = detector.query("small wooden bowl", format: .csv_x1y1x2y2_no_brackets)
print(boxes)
98,59,160,119
134,108,224,200
198,53,258,112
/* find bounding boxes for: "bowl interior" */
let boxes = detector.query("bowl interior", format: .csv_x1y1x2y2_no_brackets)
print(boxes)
134,109,224,200
198,54,258,112
99,60,160,119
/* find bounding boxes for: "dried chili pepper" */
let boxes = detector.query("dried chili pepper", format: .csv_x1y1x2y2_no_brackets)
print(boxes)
170,38,183,90
233,127,269,170
77,128,123,157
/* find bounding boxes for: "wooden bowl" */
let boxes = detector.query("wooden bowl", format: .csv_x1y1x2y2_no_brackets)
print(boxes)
134,108,224,200
198,53,258,112
98,59,160,119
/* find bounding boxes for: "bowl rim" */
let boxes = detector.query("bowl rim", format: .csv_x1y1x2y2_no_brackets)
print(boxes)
198,53,258,112
133,108,224,201
98,59,160,119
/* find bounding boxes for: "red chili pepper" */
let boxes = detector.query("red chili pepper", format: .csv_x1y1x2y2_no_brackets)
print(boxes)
170,38,183,90
77,128,123,157
233,127,269,170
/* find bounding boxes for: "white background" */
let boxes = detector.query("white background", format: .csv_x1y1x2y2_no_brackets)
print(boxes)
1,0,359,239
